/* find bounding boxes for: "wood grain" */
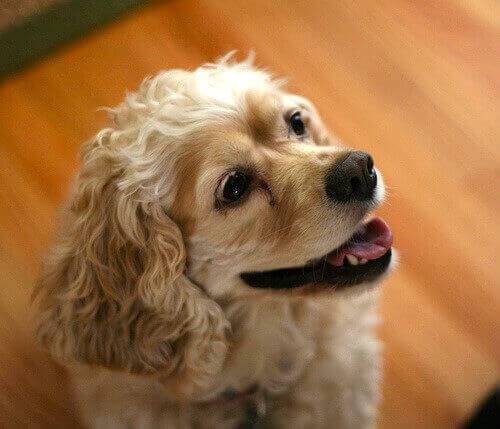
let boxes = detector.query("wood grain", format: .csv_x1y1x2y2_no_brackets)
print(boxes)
0,0,498,427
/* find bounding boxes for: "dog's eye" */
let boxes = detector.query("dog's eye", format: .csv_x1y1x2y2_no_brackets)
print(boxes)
219,171,252,205
289,111,305,136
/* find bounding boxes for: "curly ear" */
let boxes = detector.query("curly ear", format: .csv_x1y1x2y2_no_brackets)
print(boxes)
33,131,228,398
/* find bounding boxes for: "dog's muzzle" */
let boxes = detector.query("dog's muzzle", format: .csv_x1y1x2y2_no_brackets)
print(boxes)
240,151,394,291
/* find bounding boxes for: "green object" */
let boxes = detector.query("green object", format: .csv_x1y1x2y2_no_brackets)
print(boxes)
0,0,151,80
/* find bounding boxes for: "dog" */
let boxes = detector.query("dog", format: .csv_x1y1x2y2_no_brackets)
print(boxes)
33,54,394,428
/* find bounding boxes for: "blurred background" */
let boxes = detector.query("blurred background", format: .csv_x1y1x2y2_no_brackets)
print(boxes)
0,0,498,427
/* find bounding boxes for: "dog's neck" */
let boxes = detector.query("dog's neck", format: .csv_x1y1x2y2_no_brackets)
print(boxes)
187,263,340,400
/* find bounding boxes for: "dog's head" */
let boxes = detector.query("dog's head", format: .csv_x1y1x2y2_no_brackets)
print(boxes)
108,55,392,299
33,56,393,391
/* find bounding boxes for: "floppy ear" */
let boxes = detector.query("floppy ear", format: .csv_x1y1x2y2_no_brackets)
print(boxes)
33,131,228,398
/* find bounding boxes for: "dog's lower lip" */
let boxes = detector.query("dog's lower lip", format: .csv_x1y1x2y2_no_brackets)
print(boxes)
240,217,393,290
241,249,392,290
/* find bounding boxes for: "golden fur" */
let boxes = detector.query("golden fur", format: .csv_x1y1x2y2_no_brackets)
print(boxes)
33,55,388,428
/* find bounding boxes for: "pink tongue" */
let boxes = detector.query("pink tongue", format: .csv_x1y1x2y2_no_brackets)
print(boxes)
326,217,393,267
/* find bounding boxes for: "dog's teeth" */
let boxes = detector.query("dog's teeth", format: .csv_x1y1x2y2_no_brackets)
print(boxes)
346,255,359,266
359,258,368,265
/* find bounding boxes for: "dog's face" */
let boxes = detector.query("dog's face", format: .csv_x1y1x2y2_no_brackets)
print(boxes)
127,59,393,299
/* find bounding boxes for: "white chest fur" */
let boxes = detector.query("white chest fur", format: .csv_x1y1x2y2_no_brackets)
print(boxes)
71,293,380,429
201,298,319,400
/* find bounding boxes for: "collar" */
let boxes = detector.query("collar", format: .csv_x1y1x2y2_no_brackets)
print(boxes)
204,385,267,427
220,385,259,401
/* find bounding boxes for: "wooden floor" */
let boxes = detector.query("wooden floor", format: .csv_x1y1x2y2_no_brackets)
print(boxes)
0,0,498,427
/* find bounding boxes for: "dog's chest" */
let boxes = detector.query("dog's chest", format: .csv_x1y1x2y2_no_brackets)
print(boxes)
206,300,318,399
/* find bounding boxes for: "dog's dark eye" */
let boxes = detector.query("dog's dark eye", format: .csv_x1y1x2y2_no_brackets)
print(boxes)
289,111,305,136
220,171,252,205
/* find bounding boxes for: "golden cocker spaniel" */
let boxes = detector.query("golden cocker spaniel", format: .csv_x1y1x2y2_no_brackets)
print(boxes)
33,55,394,428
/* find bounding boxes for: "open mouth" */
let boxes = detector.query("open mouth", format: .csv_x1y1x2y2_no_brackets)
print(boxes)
240,217,393,290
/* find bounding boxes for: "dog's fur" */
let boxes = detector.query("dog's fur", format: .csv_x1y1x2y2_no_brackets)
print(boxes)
33,55,388,428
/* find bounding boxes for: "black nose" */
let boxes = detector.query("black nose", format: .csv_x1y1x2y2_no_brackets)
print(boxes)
325,151,377,202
